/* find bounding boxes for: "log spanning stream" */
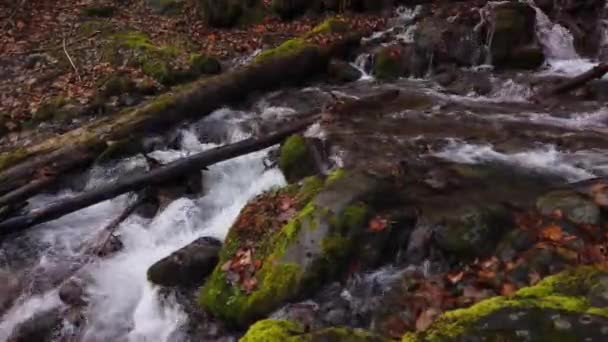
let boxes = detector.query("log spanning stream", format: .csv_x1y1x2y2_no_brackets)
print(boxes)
2,2,608,341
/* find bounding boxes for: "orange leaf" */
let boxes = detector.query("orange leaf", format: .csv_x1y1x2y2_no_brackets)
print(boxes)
500,283,517,297
368,216,388,232
540,224,563,242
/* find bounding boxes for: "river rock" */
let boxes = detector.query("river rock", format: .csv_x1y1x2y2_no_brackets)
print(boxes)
148,236,222,287
59,277,88,307
488,1,545,69
7,308,62,342
199,170,409,327
536,190,601,225
328,59,362,83
0,269,21,316
411,266,608,341
278,134,322,183
145,0,182,14
433,205,514,259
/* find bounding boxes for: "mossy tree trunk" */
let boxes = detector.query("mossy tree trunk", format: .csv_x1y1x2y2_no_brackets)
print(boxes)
0,34,362,212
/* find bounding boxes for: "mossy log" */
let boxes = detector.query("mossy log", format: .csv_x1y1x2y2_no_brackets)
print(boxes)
0,34,362,209
0,115,319,237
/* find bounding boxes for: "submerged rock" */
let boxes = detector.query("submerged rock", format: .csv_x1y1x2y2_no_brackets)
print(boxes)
148,236,222,287
0,269,21,316
240,319,389,342
7,308,62,342
199,171,410,327
328,59,362,83
59,277,88,307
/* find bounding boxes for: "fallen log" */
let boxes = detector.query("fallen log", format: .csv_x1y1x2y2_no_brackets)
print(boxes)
0,115,319,236
0,33,362,204
539,63,608,97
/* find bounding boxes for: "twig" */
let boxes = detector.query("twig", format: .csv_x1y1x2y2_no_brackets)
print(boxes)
63,34,82,82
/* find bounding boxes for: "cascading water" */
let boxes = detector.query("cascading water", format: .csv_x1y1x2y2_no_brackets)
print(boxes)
0,108,287,341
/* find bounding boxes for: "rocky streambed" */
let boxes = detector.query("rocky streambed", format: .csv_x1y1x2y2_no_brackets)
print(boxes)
2,0,608,341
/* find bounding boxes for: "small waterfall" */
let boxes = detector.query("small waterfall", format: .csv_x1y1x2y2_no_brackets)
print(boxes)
526,0,579,60
352,53,374,81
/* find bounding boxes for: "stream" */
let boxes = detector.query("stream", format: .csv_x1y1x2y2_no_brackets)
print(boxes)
2,1,608,341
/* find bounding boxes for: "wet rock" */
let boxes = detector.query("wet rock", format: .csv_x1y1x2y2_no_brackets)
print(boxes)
148,236,221,287
433,205,514,259
415,266,608,341
199,171,406,327
414,17,484,68
59,278,88,307
372,45,413,79
489,2,545,69
8,307,62,342
328,59,362,83
279,134,321,183
0,269,21,315
536,190,601,225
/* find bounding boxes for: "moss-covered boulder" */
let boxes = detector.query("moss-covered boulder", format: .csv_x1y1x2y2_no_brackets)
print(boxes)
199,171,406,327
241,319,389,342
33,97,82,124
432,205,514,259
279,134,318,183
328,59,362,83
408,266,608,341
373,45,408,80
100,74,136,97
489,2,545,69
537,190,601,225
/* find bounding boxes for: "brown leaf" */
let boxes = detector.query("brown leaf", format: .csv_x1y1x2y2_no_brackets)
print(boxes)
540,224,563,242
529,271,541,285
500,283,517,297
368,216,388,232
446,271,464,284
415,308,440,332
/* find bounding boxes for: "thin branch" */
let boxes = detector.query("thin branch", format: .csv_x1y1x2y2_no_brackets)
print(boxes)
63,34,82,82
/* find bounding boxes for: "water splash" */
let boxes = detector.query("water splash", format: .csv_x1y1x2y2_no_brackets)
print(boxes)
527,0,579,60
0,108,286,341
434,140,598,182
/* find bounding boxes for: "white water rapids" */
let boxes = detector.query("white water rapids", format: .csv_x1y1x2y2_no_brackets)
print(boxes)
0,109,286,341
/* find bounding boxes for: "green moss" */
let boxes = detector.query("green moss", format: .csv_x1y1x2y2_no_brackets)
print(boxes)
142,60,173,84
373,47,403,80
279,134,316,182
255,38,311,64
402,332,419,342
335,203,369,231
240,320,305,342
309,17,348,35
0,148,28,171
297,176,324,202
199,201,318,326
325,168,346,185
424,266,608,340
33,96,77,123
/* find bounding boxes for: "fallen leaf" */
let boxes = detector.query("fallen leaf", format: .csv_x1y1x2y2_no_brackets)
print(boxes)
446,271,464,284
500,283,517,297
369,215,388,232
540,224,563,242
415,308,440,332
